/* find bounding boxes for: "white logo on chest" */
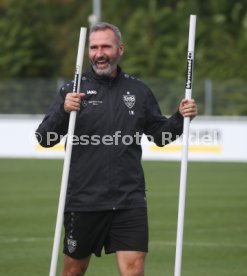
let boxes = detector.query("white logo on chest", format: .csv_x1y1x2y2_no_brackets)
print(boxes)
123,91,136,109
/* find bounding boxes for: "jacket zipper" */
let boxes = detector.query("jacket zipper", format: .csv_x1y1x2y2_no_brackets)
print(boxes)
107,80,117,210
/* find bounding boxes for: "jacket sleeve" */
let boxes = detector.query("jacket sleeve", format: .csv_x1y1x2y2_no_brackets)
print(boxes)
35,84,71,148
144,88,184,147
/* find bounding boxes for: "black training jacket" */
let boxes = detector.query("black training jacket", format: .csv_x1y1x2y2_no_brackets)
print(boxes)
36,66,184,212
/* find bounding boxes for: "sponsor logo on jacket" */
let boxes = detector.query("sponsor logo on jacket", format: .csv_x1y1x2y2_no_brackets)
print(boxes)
87,90,97,95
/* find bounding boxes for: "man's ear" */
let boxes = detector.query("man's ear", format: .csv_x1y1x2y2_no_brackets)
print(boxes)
119,44,125,56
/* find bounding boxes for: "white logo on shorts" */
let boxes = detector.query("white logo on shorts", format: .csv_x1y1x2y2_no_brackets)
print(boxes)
67,237,77,254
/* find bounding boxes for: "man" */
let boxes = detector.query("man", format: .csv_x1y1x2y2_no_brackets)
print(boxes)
36,22,197,276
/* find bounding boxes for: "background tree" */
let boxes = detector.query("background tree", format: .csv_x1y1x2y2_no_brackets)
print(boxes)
0,0,246,115
0,0,57,77
120,1,187,80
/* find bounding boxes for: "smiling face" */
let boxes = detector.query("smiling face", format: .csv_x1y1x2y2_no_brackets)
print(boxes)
89,28,124,77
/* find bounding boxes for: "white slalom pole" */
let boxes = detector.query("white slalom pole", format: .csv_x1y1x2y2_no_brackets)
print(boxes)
174,15,196,276
49,27,87,276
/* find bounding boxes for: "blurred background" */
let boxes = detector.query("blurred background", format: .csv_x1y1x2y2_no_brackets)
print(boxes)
0,0,247,115
0,1,247,275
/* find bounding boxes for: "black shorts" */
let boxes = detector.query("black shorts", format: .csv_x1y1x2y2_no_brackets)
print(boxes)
63,208,148,259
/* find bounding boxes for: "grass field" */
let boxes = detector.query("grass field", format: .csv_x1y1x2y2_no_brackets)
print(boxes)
0,159,246,276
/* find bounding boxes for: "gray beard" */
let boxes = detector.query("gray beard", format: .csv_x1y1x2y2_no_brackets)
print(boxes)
92,63,116,77
91,56,120,77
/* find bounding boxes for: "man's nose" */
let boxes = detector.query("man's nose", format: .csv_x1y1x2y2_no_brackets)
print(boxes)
95,48,104,58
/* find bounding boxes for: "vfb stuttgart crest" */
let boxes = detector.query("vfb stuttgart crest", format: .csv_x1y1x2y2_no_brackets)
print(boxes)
67,237,77,254
123,92,135,109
